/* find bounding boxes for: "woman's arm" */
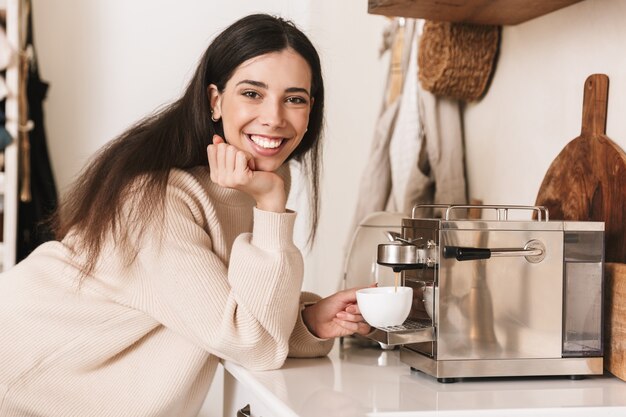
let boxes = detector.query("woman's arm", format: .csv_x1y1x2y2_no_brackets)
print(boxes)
123,179,304,371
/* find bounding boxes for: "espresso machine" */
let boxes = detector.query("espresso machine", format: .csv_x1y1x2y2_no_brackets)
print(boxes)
365,204,604,382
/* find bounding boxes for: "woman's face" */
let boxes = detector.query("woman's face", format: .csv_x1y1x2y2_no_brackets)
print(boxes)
208,48,314,172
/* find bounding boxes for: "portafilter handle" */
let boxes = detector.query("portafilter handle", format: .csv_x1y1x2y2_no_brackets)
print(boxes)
443,239,546,263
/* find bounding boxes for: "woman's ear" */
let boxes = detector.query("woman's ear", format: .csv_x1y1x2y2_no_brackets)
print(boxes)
207,84,222,119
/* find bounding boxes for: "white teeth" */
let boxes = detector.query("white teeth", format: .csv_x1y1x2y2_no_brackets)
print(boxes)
249,134,283,149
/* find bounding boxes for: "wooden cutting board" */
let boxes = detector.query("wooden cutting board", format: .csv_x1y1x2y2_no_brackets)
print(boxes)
535,74,626,263
605,263,626,381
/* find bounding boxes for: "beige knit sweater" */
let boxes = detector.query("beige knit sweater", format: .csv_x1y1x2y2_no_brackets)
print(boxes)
0,166,333,417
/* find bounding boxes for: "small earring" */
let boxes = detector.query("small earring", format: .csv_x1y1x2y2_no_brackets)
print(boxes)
210,110,220,123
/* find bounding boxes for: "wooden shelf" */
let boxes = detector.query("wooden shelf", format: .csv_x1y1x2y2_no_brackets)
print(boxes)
367,0,586,26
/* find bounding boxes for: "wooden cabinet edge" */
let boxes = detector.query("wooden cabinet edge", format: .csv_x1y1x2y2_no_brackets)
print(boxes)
367,0,586,26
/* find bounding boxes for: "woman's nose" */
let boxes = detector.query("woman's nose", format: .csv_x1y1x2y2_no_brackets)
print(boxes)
258,100,286,127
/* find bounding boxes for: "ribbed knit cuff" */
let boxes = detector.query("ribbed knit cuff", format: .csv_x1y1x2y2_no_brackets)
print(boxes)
250,207,297,251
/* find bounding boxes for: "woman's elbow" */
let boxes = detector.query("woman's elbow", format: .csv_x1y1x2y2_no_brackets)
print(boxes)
249,345,288,370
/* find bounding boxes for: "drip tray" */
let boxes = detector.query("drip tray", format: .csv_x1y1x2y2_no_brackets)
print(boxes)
367,320,435,346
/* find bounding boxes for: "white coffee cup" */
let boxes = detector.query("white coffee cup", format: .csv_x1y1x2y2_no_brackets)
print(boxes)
356,286,413,328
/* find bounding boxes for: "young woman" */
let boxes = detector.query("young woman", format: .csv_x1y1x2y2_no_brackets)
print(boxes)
0,14,369,416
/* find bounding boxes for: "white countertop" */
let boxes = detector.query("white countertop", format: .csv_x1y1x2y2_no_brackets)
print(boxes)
223,338,626,417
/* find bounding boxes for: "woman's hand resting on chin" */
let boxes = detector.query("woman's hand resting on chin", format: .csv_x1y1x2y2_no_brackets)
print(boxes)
207,135,287,213
302,287,371,339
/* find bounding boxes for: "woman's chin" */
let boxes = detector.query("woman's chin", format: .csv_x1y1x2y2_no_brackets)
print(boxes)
254,159,284,172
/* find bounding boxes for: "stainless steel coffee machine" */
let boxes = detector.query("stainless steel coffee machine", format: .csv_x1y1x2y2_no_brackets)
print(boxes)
368,204,604,382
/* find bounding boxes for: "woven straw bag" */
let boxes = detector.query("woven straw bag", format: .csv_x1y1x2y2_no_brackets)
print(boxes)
418,21,500,101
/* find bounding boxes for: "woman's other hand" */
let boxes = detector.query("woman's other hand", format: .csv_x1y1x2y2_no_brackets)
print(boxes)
207,135,287,212
301,287,371,339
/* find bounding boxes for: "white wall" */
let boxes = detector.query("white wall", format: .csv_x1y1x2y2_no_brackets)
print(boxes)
464,0,626,210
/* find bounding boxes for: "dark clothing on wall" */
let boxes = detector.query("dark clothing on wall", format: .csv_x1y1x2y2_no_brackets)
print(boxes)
17,66,57,261
16,5,58,262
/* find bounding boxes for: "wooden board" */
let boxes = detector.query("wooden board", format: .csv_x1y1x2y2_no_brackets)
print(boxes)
367,0,586,26
605,263,626,381
535,74,626,263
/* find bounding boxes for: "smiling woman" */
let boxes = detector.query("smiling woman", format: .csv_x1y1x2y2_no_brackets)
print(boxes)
209,49,313,173
0,13,370,417
207,48,315,211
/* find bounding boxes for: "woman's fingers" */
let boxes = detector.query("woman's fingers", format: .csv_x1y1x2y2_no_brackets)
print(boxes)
335,307,369,336
335,311,363,322
332,318,371,336
207,145,217,182
345,304,361,315
332,318,358,332
234,151,254,172
217,143,227,177
207,135,283,207
225,145,237,174
208,134,255,187
354,322,371,335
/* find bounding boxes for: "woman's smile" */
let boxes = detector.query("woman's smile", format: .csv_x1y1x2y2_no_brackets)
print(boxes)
247,133,285,150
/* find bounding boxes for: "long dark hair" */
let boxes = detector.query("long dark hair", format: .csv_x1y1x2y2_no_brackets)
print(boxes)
54,14,324,274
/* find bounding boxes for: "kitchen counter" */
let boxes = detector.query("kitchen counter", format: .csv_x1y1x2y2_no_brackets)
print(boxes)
222,338,626,417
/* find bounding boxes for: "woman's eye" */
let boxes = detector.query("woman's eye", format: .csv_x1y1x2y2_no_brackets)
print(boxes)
242,90,260,99
286,96,307,105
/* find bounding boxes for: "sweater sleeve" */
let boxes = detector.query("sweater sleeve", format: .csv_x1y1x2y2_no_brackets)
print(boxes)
288,292,335,358
128,179,305,371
